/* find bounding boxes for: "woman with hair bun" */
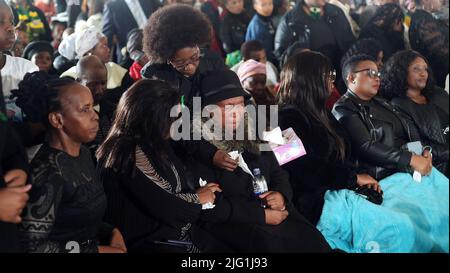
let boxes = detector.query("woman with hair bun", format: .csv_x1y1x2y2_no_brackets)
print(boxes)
14,72,126,253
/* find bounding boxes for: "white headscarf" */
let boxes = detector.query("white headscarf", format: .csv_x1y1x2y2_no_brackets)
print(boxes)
75,26,105,59
58,32,77,60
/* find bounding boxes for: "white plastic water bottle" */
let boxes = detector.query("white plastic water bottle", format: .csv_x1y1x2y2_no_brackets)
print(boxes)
252,168,268,196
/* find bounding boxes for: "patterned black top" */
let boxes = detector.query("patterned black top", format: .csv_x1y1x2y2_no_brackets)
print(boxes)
19,144,111,253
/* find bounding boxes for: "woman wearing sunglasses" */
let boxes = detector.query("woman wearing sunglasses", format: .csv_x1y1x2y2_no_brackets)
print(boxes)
333,54,432,181
277,51,381,225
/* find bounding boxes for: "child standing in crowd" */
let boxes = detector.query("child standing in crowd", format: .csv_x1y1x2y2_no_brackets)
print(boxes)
237,59,275,105
232,40,278,91
22,40,56,74
220,0,251,54
14,72,126,253
245,0,276,64
50,16,66,50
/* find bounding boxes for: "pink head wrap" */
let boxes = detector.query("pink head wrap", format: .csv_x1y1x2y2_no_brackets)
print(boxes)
237,59,266,83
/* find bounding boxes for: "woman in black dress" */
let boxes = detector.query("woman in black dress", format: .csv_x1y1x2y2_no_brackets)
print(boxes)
14,72,126,253
96,79,224,253
277,51,381,225
380,50,449,176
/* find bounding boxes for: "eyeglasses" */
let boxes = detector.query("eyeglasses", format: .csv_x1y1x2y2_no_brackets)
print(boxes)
169,47,203,71
324,70,337,83
353,69,381,79
329,70,337,82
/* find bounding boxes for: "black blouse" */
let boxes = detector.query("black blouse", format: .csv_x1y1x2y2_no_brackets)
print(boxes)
19,144,112,253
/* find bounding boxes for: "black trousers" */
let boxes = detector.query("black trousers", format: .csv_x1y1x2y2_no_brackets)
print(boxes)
204,210,332,253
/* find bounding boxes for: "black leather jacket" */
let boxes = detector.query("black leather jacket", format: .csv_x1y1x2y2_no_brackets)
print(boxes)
391,88,449,176
274,0,355,63
332,91,420,180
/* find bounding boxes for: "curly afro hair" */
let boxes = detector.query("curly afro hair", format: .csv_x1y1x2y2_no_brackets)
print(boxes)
11,71,77,127
143,4,212,63
379,50,435,101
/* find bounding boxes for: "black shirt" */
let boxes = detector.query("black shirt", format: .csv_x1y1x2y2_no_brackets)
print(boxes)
19,144,111,253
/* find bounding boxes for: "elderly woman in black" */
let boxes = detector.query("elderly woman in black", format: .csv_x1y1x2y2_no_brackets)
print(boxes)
187,70,332,253
380,50,449,176
333,54,433,181
14,72,126,253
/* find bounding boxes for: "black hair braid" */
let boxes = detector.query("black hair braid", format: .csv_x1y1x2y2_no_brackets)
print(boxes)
11,72,76,126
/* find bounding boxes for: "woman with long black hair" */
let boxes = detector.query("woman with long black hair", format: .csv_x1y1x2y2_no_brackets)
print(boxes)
96,79,225,253
277,51,381,225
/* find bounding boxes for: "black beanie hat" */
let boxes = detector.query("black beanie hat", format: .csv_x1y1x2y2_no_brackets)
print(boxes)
23,41,54,61
201,70,251,107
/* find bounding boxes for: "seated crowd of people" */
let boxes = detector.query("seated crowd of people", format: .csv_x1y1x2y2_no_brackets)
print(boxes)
0,0,448,253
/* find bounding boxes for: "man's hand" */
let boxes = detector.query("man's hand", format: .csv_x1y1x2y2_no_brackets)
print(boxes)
264,209,289,225
410,153,432,176
356,174,382,193
213,150,238,172
259,191,286,211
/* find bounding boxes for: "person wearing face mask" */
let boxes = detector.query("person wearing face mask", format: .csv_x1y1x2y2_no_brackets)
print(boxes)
333,54,432,181
380,50,449,176
409,0,449,88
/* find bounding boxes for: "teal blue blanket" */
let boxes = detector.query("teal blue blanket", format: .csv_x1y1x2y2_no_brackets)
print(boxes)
317,168,449,253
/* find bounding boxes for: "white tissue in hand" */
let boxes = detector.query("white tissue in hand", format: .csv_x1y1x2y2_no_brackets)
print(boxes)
228,151,240,161
227,151,254,178
199,178,215,209
262,127,285,145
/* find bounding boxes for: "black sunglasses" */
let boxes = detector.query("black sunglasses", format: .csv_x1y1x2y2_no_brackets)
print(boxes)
353,69,381,79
